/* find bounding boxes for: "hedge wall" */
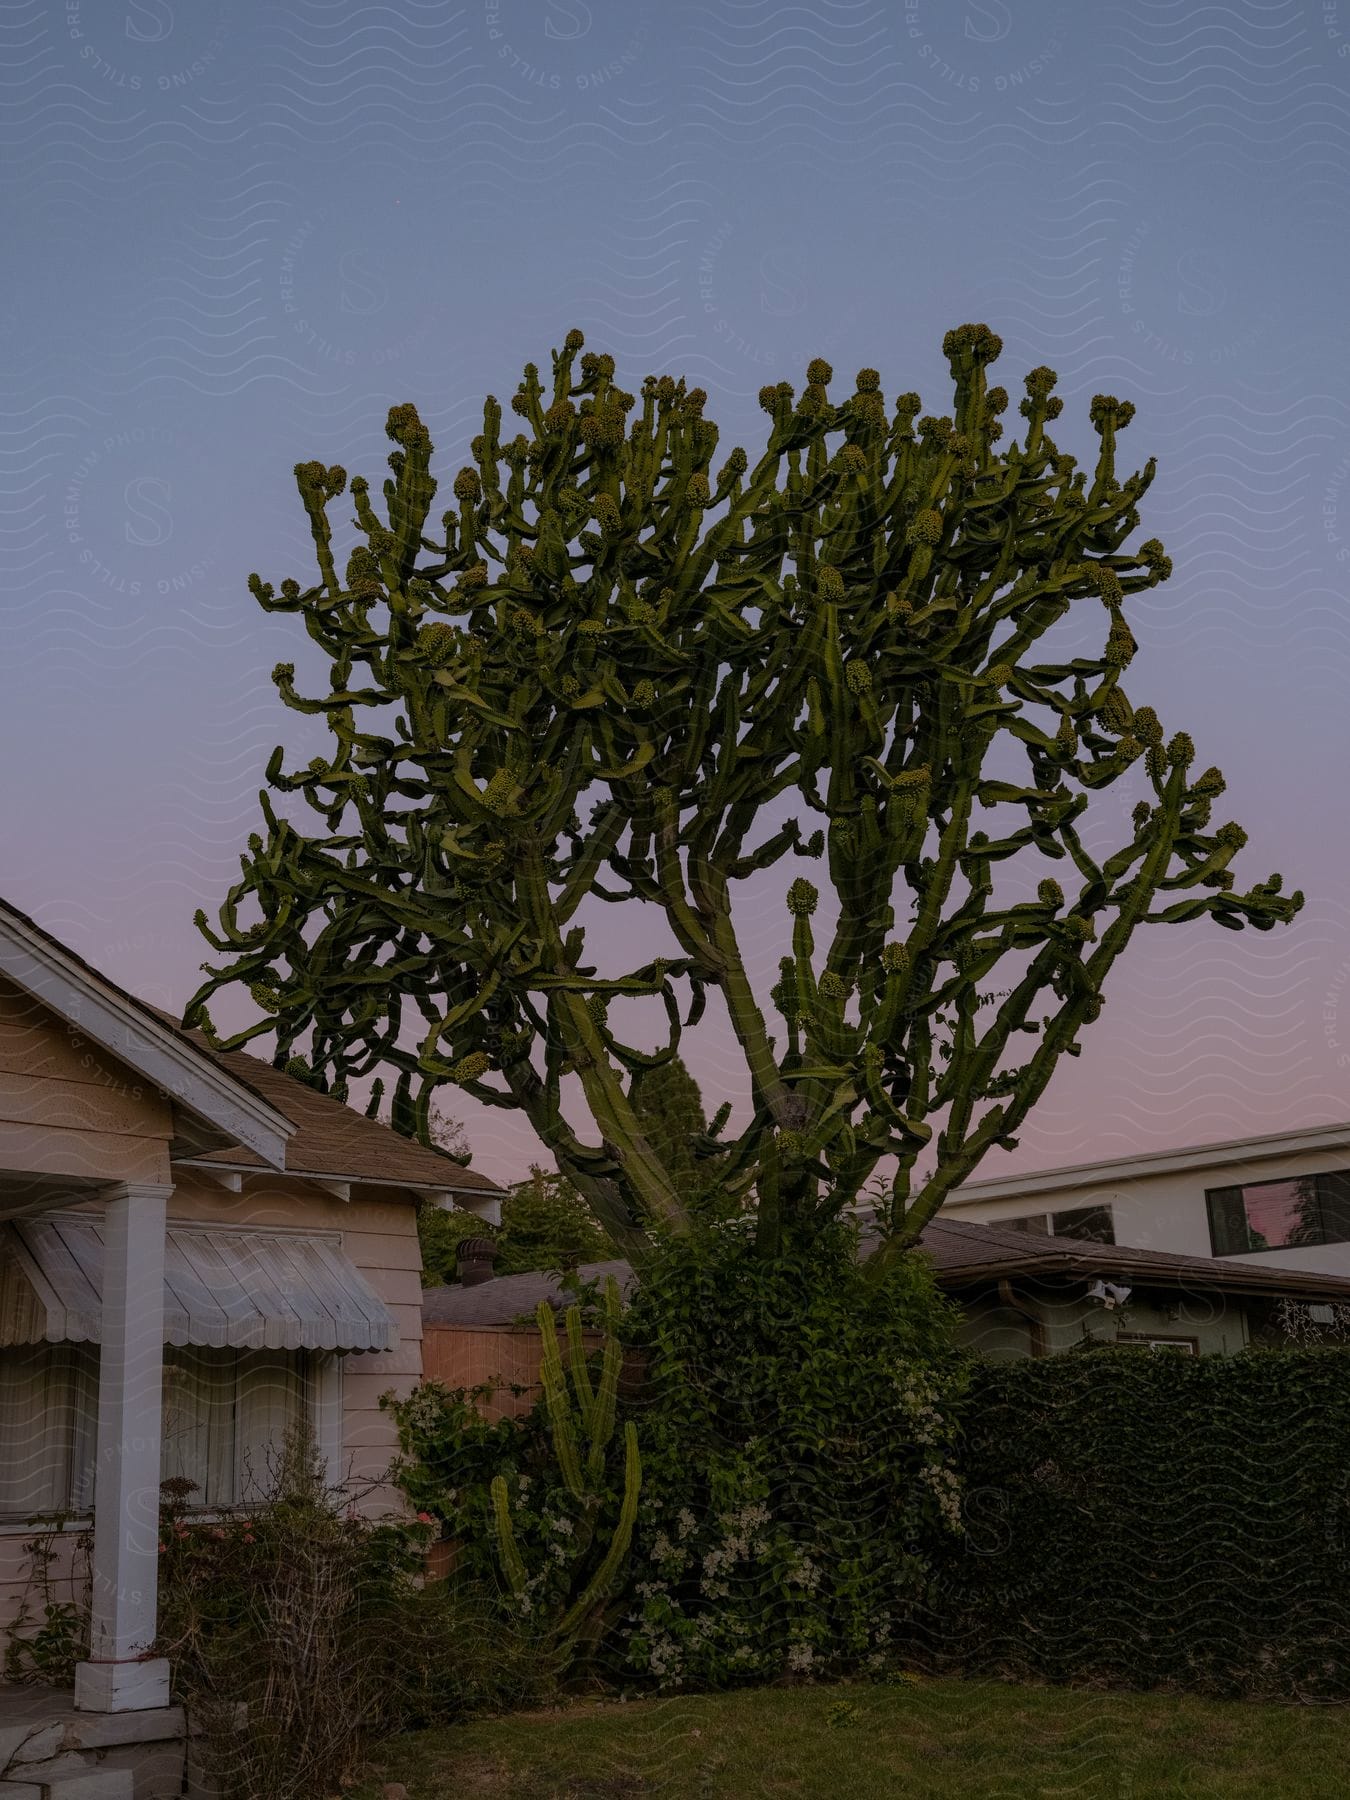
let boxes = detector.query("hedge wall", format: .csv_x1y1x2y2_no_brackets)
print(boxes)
920,1346,1350,1700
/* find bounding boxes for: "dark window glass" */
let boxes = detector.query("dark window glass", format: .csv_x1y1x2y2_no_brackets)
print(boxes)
1004,1213,1049,1234
1051,1205,1115,1244
1206,1169,1350,1255
1315,1171,1350,1246
1207,1186,1251,1256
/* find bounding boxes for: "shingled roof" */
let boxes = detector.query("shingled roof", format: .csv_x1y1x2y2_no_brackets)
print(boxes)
421,1215,1350,1325
171,1023,502,1198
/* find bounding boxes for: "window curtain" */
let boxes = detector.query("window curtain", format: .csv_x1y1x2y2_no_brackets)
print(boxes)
0,1345,311,1517
0,1344,97,1516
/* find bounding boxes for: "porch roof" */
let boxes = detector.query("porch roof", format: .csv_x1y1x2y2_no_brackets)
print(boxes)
0,1214,396,1354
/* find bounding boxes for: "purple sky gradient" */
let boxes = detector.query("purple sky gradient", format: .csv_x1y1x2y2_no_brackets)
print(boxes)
5,0,1350,1189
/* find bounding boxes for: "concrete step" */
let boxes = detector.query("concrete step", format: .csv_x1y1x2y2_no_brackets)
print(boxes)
43,1771,133,1799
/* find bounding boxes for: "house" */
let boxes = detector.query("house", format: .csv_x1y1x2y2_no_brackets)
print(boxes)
942,1123,1350,1279
0,897,502,1795
420,1213,1350,1397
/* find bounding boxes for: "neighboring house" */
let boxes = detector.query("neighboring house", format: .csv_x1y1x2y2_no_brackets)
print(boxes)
421,1216,1350,1398
0,896,501,1789
943,1122,1350,1280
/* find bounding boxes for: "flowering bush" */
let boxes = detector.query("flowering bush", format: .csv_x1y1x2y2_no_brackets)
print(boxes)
387,1221,967,1697
619,1220,968,1690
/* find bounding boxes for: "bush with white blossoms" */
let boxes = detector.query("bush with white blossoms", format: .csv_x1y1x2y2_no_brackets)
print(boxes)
620,1219,969,1689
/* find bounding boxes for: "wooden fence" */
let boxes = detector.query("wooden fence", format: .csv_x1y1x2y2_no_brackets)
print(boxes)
420,1321,607,1421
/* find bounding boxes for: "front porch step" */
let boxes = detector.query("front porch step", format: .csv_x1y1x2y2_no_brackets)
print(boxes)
0,1778,136,1799
43,1776,132,1800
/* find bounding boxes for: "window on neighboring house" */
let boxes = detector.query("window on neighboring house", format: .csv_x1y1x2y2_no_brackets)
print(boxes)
0,1345,313,1519
1206,1169,1350,1257
1116,1334,1198,1354
1004,1205,1115,1244
1052,1205,1116,1244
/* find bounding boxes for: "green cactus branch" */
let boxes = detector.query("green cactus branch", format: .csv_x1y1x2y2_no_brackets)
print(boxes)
191,325,1302,1267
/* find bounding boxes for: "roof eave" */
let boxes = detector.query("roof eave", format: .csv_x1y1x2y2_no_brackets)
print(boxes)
946,1121,1350,1205
0,915,294,1170
937,1255,1350,1302
172,1157,504,1217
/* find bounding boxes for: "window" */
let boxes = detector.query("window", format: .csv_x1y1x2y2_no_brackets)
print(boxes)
0,1345,312,1519
1052,1205,1115,1245
1004,1206,1115,1244
1116,1334,1198,1354
1206,1169,1350,1256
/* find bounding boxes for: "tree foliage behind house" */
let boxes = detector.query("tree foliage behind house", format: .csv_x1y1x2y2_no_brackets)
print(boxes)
419,1166,617,1287
189,325,1302,1269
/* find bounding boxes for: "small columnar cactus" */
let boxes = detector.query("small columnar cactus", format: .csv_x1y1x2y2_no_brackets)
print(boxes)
489,1277,641,1649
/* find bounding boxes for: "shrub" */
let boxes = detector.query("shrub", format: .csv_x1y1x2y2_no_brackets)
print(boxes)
921,1345,1350,1701
617,1220,969,1688
156,1430,436,1800
385,1277,641,1678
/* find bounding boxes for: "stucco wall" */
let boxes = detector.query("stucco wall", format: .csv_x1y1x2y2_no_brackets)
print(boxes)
954,1283,1250,1360
947,1138,1350,1279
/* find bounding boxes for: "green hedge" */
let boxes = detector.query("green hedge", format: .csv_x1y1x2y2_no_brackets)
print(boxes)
921,1346,1350,1699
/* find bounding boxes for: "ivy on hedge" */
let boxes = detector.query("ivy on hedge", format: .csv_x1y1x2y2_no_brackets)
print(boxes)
922,1346,1350,1700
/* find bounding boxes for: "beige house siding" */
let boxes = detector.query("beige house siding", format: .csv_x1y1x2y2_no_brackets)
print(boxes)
130,1171,423,1506
0,974,173,1182
0,980,427,1660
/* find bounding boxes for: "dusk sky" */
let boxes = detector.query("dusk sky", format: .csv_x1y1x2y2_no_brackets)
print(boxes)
5,0,1349,1189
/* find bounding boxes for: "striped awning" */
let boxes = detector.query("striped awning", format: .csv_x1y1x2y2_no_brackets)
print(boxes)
0,1215,396,1355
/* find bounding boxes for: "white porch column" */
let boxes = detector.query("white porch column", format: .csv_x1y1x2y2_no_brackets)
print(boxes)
312,1351,345,1487
74,1180,174,1713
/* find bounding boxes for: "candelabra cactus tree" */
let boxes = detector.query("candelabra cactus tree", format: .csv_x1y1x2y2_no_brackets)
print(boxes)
188,324,1302,1270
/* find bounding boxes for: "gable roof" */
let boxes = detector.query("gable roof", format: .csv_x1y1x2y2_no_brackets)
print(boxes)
0,898,294,1168
0,897,502,1204
420,1217,1350,1326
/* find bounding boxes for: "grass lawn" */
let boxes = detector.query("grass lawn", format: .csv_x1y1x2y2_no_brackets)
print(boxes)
354,1676,1350,1798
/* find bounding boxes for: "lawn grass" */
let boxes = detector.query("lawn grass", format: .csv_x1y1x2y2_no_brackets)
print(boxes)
354,1675,1350,1798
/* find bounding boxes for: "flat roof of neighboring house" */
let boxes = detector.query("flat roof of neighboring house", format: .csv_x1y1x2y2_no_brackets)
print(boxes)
420,1217,1350,1327
0,895,502,1204
946,1120,1350,1207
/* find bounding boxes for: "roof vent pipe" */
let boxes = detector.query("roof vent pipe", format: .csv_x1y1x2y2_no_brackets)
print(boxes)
456,1237,499,1287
